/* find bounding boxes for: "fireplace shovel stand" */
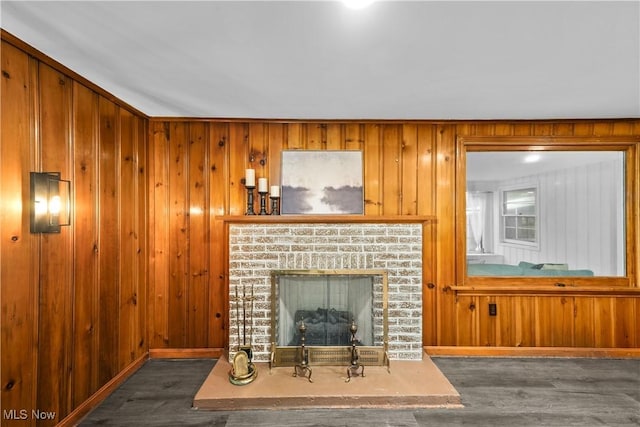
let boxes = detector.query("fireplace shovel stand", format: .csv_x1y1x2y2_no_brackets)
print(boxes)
229,285,258,386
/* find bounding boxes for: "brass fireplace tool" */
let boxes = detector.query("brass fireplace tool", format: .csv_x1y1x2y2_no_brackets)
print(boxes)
346,320,365,382
229,284,258,386
293,319,313,382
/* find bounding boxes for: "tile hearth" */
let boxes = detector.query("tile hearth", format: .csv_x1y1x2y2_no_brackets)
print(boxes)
193,352,461,411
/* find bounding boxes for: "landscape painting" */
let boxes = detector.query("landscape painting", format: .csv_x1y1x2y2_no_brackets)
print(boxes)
281,150,364,215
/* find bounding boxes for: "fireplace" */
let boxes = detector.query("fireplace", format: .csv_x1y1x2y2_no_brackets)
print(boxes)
227,222,424,363
270,269,388,367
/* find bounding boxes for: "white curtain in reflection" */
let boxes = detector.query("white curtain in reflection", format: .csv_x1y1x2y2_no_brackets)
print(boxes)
467,192,488,252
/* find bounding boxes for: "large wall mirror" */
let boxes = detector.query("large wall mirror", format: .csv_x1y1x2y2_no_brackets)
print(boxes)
459,138,637,284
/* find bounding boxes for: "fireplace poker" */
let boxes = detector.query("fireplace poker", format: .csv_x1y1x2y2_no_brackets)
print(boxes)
242,285,247,346
249,285,254,347
235,285,241,350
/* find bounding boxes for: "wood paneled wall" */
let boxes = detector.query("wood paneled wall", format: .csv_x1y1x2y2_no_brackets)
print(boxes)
147,122,439,349
148,119,640,352
1,39,147,426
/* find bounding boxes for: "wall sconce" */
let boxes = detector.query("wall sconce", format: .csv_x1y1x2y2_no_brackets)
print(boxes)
30,172,71,233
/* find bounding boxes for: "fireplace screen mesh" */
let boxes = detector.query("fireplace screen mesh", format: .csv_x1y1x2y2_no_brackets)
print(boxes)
274,273,376,347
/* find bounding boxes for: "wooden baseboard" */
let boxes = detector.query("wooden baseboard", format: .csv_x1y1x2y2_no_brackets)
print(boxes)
148,348,223,359
56,352,149,427
424,346,640,358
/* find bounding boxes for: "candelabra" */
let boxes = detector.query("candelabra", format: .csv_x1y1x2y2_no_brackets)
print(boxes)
244,184,256,215
258,189,268,215
270,195,280,215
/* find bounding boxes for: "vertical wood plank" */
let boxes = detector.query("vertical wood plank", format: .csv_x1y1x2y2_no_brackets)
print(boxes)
97,97,120,386
71,82,99,407
494,296,515,346
381,124,401,215
306,123,323,150
434,125,458,345
455,296,477,346
187,122,209,347
611,121,634,136
553,123,574,136
594,298,615,347
417,125,436,347
344,123,363,151
209,122,229,347
325,123,343,150
573,297,595,347
267,123,284,189
119,108,138,366
512,123,533,136
363,124,382,215
494,123,513,136
532,123,553,136
148,121,170,348
477,296,497,346
613,297,637,347
37,63,73,422
135,115,148,357
284,123,304,149
416,124,435,215
535,297,574,346
593,122,614,136
572,122,594,136
401,124,418,215
248,123,268,180
168,122,189,347
228,123,249,215
514,296,536,347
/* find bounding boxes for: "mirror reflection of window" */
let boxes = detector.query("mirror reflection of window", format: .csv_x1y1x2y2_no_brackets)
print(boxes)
466,151,625,277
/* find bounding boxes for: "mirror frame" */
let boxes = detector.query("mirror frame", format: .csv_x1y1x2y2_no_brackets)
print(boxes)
456,136,639,291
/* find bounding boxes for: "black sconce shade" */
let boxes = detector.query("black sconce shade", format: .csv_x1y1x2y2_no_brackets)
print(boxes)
30,172,71,233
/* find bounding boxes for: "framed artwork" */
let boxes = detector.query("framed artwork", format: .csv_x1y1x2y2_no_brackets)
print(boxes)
280,150,364,215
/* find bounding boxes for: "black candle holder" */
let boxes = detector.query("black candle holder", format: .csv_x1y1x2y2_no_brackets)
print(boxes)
245,186,256,215
270,196,280,215
258,191,268,215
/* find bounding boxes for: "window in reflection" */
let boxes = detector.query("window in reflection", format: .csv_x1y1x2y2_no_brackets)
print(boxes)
466,151,625,277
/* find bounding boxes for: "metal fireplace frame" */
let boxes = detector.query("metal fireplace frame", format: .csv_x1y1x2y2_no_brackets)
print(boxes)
269,269,389,369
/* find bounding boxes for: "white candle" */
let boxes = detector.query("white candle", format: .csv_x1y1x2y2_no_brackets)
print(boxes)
245,169,255,187
270,185,280,197
258,177,268,193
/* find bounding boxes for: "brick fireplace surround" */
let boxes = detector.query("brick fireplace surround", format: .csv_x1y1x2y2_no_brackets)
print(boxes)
227,220,425,362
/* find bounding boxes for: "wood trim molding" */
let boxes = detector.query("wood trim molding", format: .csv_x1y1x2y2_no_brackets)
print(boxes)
149,348,224,359
425,346,640,358
451,285,640,296
56,352,149,427
217,215,436,224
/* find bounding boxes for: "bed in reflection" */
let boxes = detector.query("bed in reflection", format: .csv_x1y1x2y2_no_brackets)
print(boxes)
467,261,594,277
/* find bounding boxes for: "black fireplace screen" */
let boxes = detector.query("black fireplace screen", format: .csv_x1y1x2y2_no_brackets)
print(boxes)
274,273,375,347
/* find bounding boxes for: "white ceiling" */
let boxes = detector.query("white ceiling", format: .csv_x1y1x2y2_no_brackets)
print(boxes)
467,150,623,181
2,0,639,120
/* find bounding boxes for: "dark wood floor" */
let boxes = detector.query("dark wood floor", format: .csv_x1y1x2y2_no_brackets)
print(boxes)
79,356,640,426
